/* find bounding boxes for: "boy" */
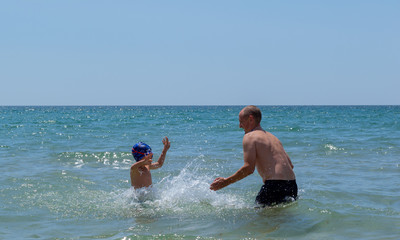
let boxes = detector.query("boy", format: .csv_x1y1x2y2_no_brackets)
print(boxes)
130,137,170,189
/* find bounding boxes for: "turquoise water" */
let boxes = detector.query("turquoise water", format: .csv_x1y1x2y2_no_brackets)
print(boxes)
1,106,399,239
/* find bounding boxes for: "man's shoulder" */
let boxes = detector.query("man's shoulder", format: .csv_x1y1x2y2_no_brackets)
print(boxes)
244,129,268,139
244,130,273,146
243,131,261,143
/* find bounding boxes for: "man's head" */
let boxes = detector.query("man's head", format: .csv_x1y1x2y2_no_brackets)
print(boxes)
239,105,262,133
132,142,152,161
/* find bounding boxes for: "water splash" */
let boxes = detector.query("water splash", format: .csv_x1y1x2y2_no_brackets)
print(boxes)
13,161,251,220
113,162,250,219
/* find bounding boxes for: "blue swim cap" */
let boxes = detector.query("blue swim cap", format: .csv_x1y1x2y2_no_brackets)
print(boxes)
132,142,152,161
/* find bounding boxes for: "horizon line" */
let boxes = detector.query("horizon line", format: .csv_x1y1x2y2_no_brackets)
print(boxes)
1,104,399,107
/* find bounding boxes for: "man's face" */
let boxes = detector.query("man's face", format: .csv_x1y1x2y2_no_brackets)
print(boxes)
239,111,252,133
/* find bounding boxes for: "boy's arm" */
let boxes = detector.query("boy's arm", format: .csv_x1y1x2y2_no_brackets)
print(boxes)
149,148,168,169
149,137,170,170
130,154,153,171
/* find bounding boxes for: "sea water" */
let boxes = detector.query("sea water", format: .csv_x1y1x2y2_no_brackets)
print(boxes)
0,106,399,239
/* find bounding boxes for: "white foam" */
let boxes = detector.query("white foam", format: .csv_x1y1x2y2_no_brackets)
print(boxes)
324,144,344,151
112,162,249,217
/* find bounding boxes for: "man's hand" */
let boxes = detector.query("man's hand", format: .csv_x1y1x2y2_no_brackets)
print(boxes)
210,177,229,191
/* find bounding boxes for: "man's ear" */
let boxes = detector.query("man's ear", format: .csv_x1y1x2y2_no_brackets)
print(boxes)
248,114,255,123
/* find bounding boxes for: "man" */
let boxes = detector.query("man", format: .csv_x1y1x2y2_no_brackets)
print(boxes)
210,105,297,206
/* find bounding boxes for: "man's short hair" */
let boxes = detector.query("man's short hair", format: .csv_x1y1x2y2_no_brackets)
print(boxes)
242,105,262,124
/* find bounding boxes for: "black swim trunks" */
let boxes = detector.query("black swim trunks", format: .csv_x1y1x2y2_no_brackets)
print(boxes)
255,180,298,207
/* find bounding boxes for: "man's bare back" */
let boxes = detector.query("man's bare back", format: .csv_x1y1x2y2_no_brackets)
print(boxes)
245,129,295,182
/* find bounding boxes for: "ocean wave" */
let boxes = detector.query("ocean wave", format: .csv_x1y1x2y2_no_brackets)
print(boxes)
56,151,133,169
324,144,344,151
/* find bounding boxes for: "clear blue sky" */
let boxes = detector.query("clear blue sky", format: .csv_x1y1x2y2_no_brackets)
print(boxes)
1,1,399,105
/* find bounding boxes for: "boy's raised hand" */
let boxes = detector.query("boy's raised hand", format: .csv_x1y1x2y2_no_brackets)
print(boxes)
162,137,171,151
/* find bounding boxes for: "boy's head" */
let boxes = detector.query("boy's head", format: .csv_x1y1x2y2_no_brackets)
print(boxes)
132,142,152,161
